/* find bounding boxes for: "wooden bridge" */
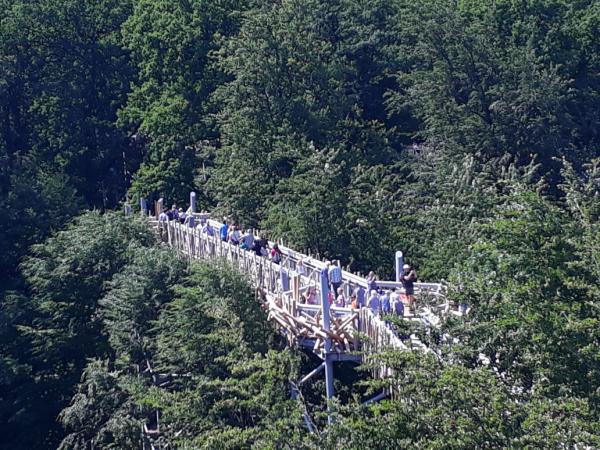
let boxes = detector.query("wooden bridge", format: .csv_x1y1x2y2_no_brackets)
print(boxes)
146,203,463,396
135,191,468,447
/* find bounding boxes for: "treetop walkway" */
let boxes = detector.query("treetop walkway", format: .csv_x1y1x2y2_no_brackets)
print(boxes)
141,194,466,433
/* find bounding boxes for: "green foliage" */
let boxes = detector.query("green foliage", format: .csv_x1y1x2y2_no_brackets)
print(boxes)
50,226,304,449
448,187,600,400
2,0,600,448
120,0,247,205
2,212,155,449
100,246,186,368
57,361,141,450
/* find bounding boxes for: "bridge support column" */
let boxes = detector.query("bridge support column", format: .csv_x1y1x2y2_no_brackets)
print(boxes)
363,390,387,405
320,267,334,425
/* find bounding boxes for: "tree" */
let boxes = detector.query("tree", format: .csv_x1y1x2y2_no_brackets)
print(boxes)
448,184,600,400
120,0,248,205
58,361,141,450
12,212,155,448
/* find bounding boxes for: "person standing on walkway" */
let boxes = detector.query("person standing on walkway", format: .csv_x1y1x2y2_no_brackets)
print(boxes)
270,243,282,264
335,287,345,307
329,260,343,295
242,229,254,250
296,258,306,276
350,293,359,309
158,209,168,223
167,204,178,221
230,225,241,245
368,290,380,315
393,293,405,317
401,263,417,312
158,209,168,238
380,290,391,315
219,218,229,242
184,212,195,228
201,220,214,236
367,271,377,293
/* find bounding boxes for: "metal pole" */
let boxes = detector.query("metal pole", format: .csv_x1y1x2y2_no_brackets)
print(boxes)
299,362,325,386
395,250,404,282
320,267,334,424
363,390,387,405
190,191,197,213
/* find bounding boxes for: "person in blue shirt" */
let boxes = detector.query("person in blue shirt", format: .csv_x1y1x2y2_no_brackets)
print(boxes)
328,260,343,294
201,220,214,236
368,290,380,315
390,288,404,317
184,213,195,228
178,208,186,224
220,219,229,242
167,205,177,221
393,296,404,317
380,290,391,315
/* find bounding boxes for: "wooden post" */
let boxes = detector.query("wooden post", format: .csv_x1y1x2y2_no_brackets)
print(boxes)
156,198,164,217
291,274,300,301
140,198,148,216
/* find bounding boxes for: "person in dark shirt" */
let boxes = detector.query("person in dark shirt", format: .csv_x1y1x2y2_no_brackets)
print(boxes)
270,243,282,264
166,205,177,221
401,264,417,312
252,239,263,256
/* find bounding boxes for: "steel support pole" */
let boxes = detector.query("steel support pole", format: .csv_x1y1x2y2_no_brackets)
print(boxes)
395,250,404,282
363,390,387,405
299,362,325,386
190,191,197,213
320,267,334,424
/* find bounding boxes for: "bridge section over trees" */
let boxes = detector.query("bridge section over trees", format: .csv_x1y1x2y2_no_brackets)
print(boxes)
148,207,459,412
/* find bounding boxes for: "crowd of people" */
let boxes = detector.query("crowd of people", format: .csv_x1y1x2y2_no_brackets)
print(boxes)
301,261,419,318
159,207,284,264
159,206,420,317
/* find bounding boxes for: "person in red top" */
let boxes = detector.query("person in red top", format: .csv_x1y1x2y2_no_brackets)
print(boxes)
270,243,282,264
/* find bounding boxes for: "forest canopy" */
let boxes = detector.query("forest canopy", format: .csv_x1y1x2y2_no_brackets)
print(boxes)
1,0,599,448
